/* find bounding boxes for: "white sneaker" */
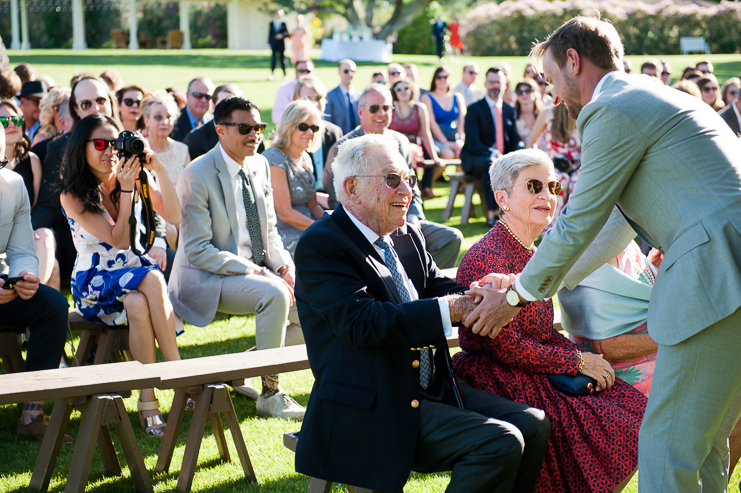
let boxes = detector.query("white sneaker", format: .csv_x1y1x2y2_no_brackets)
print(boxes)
256,392,305,420
232,380,260,400
268,74,275,81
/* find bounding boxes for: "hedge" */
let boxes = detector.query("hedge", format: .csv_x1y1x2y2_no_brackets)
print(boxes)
462,0,741,56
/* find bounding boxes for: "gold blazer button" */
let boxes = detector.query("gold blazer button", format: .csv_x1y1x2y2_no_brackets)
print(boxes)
411,400,419,408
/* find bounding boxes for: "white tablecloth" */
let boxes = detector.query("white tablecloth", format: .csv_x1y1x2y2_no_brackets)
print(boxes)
319,39,393,63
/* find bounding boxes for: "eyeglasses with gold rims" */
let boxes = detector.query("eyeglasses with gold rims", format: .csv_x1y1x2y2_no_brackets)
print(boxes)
505,178,561,196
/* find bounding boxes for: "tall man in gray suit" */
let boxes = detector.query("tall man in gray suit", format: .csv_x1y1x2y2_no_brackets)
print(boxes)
169,97,305,420
324,59,360,135
465,17,741,492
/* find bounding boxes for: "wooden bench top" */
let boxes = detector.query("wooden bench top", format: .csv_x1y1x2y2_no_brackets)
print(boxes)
0,361,157,405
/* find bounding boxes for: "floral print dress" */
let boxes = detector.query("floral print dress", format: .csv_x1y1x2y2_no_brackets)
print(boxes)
64,202,158,326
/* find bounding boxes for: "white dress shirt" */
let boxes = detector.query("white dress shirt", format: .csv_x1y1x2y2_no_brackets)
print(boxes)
345,209,453,335
484,95,504,159
219,143,257,260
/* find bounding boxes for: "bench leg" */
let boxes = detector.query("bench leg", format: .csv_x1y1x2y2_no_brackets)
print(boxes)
65,395,107,493
111,394,153,493
156,387,189,473
0,331,26,373
208,412,230,463
441,180,461,222
460,183,476,224
30,398,73,491
177,385,214,492
97,426,122,477
308,478,332,493
93,329,116,365
71,330,96,367
222,389,257,482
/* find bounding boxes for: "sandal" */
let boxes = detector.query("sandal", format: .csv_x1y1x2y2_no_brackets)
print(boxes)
138,398,166,438
185,398,196,411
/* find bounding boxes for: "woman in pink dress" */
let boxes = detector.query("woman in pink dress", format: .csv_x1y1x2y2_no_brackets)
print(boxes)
290,15,311,64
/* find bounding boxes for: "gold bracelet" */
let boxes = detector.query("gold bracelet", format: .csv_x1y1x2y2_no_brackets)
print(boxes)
276,265,290,277
575,349,585,373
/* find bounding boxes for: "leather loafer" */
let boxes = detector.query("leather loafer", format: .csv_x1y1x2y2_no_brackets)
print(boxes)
18,415,73,444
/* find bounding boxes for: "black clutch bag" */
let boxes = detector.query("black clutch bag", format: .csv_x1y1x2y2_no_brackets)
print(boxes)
547,374,596,397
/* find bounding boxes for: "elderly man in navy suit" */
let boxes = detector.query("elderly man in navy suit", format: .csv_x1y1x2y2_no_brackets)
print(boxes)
294,134,550,493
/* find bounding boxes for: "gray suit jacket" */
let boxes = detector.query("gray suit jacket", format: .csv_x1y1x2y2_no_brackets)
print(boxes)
325,85,360,135
0,168,38,277
168,146,294,327
521,71,741,345
718,103,740,137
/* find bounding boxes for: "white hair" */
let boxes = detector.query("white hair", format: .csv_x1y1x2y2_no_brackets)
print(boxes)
333,134,400,205
489,148,553,192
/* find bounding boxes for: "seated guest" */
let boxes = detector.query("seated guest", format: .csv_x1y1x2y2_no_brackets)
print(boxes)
461,67,523,227
0,99,58,290
294,134,551,493
169,97,304,419
452,149,646,493
1,119,71,444
324,84,463,269
696,59,714,75
100,69,124,93
183,83,258,160
18,80,46,143
60,114,183,437
116,85,145,134
513,79,543,146
673,79,702,99
292,75,342,199
262,100,325,256
681,67,704,83
142,90,190,186
272,60,313,125
371,71,387,85
421,65,466,160
13,62,34,85
166,87,187,110
0,69,21,99
324,59,360,135
453,63,484,107
640,58,661,78
404,62,428,96
387,62,404,85
171,77,214,142
719,89,741,136
33,86,69,146
721,77,740,108
697,75,724,111
30,94,71,171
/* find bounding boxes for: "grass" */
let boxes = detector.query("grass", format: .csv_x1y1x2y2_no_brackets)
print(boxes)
2,48,741,492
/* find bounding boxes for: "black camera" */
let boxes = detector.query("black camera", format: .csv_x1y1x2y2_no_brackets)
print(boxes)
553,156,579,174
114,130,147,160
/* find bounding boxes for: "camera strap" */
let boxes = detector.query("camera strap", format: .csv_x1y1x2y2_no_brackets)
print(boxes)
129,166,156,257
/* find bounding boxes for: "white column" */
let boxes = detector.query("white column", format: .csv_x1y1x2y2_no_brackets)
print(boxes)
128,0,138,49
227,0,238,50
20,0,30,50
71,0,87,50
10,0,20,50
179,0,191,50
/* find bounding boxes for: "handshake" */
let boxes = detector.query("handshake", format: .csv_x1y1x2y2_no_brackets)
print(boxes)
447,272,519,335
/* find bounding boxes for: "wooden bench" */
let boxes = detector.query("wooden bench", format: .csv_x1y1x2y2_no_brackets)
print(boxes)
0,361,158,493
148,345,313,492
680,36,710,55
441,172,485,225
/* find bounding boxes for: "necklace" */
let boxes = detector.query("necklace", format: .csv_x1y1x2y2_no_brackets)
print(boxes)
499,219,533,252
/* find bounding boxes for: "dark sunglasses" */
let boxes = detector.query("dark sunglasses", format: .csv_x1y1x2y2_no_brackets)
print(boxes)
297,123,319,133
343,69,355,74
189,91,212,101
297,68,312,74
220,122,268,135
301,95,323,102
368,104,393,114
515,88,533,95
661,71,671,76
702,86,719,93
513,178,561,195
77,97,109,111
389,71,400,76
123,98,142,107
87,138,116,151
354,173,417,189
0,116,24,128
436,74,449,79
393,86,409,93
467,70,478,75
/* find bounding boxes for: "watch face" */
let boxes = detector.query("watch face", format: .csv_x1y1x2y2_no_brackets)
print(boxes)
506,288,520,307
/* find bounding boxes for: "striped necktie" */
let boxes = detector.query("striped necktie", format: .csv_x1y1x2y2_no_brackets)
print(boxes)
238,168,265,265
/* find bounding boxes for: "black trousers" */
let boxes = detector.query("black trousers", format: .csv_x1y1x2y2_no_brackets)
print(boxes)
412,379,550,493
0,284,68,372
461,154,498,212
271,49,286,75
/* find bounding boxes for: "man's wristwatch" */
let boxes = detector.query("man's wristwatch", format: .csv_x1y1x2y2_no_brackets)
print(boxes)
505,285,530,308
276,265,290,277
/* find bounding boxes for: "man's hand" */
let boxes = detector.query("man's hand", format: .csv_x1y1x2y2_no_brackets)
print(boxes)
579,352,615,392
647,248,663,269
447,295,478,324
149,246,167,271
0,278,18,304
463,285,520,338
14,271,40,300
280,268,295,289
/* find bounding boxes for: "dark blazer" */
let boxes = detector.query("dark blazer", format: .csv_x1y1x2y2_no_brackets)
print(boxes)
324,85,360,135
268,20,289,52
461,98,523,160
718,104,740,137
171,110,195,143
294,204,464,492
33,133,69,231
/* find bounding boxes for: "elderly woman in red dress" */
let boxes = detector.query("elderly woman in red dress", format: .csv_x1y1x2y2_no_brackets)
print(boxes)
452,148,646,493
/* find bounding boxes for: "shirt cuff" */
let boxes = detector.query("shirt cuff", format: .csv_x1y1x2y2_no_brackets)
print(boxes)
515,278,537,301
438,297,453,337
154,237,167,250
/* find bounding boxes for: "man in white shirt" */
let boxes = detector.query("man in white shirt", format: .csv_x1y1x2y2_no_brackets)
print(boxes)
453,63,484,107
169,96,304,420
272,59,314,125
324,58,361,134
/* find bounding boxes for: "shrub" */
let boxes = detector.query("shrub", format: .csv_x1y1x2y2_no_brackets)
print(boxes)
462,0,741,56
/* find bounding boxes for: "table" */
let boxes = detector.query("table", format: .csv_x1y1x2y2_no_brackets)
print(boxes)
319,39,393,63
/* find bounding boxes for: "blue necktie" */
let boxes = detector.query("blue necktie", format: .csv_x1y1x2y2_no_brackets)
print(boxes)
347,92,357,129
238,168,265,265
374,237,433,388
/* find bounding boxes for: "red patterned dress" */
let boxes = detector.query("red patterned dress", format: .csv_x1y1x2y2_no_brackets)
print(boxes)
452,223,647,493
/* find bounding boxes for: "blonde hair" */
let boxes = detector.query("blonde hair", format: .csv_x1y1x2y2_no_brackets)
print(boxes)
293,75,327,99
141,90,180,130
269,100,323,154
36,86,70,142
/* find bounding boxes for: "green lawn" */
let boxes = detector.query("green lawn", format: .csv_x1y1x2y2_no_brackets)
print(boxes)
1,48,741,492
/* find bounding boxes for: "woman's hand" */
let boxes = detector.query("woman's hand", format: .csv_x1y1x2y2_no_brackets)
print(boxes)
647,248,663,269
141,149,165,175
468,273,518,303
117,155,140,191
579,352,615,392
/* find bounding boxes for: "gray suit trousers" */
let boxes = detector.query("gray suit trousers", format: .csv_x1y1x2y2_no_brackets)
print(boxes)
419,220,463,270
638,307,741,493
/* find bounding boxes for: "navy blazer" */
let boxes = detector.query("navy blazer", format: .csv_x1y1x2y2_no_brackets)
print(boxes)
718,104,740,137
268,20,289,51
461,98,523,158
294,205,464,492
171,110,194,143
325,85,360,135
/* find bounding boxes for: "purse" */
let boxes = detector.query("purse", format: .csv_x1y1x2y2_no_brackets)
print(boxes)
547,373,597,397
